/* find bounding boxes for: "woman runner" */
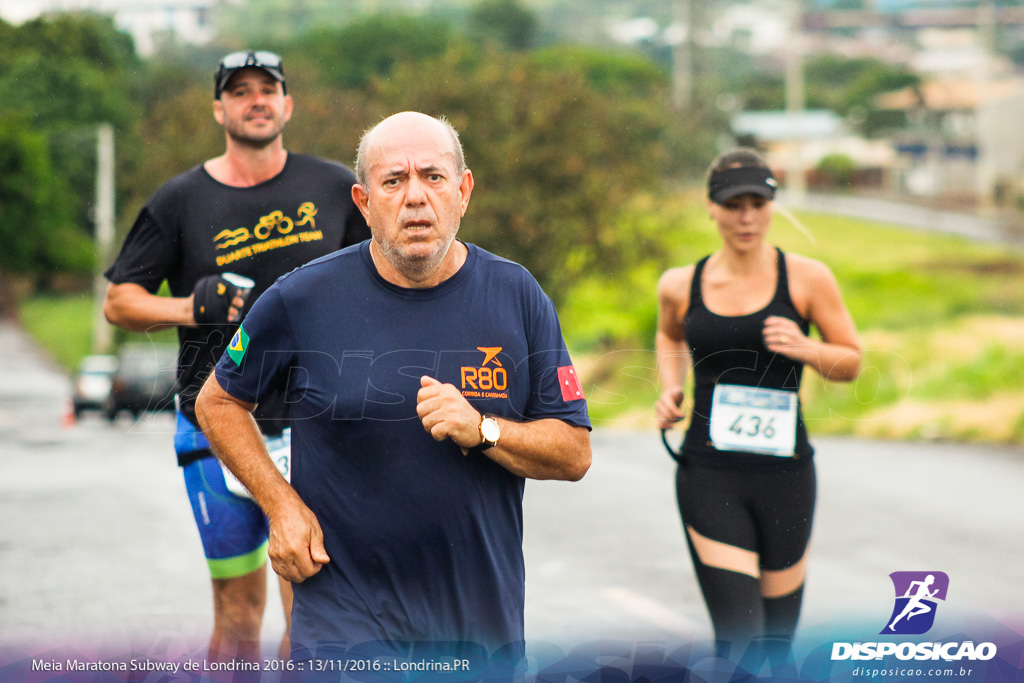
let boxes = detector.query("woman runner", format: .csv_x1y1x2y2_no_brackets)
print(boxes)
655,148,861,661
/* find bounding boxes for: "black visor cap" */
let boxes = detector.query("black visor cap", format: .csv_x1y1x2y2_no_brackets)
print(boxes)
708,166,777,204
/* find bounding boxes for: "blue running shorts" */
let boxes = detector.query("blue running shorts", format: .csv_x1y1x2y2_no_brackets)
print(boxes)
177,411,284,579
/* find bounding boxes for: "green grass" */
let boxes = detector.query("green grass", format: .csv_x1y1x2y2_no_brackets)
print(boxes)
560,192,1024,443
19,193,1024,445
20,293,177,373
19,294,97,372
559,195,1024,352
917,344,1024,401
794,212,1024,330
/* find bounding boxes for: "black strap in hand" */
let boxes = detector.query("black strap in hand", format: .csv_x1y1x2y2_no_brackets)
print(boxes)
661,429,684,463
192,273,252,324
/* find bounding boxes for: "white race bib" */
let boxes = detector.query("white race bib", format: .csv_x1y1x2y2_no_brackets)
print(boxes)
709,385,797,457
223,428,292,500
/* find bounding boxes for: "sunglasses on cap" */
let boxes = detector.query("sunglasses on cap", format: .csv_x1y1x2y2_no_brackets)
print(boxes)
215,51,286,98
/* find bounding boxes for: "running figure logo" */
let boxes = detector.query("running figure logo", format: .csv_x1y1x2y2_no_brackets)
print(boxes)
881,571,949,635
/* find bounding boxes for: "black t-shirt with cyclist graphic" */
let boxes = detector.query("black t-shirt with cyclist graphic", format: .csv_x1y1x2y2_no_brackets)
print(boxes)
105,153,369,445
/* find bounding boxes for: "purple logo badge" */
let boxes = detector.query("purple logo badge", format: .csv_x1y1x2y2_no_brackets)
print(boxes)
881,571,949,635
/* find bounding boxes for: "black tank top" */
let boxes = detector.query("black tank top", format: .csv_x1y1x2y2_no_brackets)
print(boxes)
682,247,814,467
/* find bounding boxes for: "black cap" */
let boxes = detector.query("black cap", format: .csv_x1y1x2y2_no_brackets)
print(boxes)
215,51,285,99
708,166,777,204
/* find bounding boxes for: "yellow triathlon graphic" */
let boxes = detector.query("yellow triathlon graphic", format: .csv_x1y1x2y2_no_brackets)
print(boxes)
254,211,293,240
214,227,250,249
296,202,317,227
213,202,324,266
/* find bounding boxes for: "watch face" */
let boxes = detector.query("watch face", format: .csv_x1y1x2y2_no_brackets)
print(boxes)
481,418,500,442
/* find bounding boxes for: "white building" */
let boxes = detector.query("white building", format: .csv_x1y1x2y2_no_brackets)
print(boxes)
705,0,791,55
732,109,894,173
0,0,231,55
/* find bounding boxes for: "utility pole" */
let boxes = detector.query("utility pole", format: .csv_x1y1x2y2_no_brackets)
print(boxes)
92,123,115,355
672,0,694,110
976,0,997,208
785,0,807,207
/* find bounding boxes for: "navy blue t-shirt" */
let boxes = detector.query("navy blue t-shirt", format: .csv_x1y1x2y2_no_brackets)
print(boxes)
214,241,590,658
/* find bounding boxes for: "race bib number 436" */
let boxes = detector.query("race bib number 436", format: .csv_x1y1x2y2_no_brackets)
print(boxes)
709,384,797,457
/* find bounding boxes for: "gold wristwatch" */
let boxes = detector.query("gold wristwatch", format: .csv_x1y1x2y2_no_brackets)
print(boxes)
479,415,501,450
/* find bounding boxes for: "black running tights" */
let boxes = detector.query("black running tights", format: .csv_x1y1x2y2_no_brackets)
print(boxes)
675,459,816,652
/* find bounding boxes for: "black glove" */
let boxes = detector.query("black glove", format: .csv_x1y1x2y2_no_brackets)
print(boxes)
192,273,253,324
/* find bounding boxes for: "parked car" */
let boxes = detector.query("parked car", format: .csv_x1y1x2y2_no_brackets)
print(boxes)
104,343,178,421
71,354,119,418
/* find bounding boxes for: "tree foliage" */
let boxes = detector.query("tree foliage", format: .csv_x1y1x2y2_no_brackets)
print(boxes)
805,55,919,113
530,45,668,96
0,113,92,273
363,45,675,304
0,14,144,277
214,0,362,44
0,13,141,129
293,14,454,90
734,52,919,138
128,12,696,306
6,7,715,311
468,0,538,51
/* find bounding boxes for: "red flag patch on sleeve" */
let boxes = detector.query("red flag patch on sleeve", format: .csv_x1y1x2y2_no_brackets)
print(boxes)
557,365,585,402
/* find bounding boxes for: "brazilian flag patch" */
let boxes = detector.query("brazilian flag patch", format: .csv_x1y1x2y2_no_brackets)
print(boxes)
227,325,249,366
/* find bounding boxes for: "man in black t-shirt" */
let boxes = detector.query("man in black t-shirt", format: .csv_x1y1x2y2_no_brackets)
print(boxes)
103,51,369,662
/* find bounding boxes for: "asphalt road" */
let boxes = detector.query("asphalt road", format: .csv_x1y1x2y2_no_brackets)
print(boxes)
2,320,1023,666
787,191,1024,248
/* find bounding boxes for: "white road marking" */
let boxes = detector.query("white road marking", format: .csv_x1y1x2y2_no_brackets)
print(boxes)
601,587,705,637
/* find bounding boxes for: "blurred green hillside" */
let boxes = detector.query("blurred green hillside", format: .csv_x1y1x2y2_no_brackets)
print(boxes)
6,4,1022,446
566,193,1024,445
23,193,1024,445
0,3,919,306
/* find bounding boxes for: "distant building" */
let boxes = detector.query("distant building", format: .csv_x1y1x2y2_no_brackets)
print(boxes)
876,78,1024,200
602,1,792,56
0,0,228,55
730,109,894,188
706,1,790,55
802,3,1024,79
733,109,847,142
809,0,1020,15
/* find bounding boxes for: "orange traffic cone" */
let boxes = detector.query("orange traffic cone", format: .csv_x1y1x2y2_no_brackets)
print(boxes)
62,401,77,428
